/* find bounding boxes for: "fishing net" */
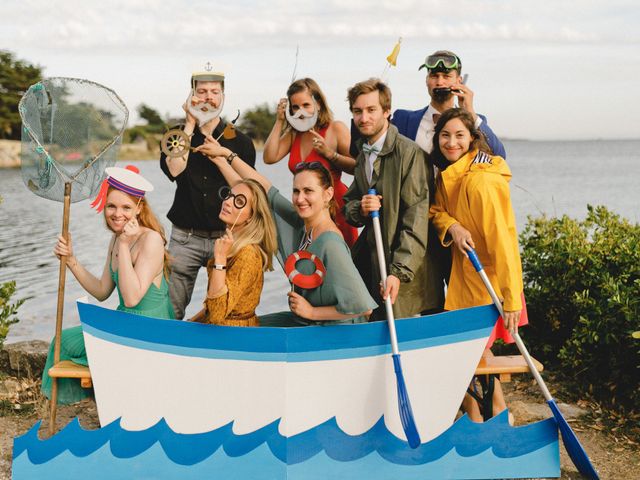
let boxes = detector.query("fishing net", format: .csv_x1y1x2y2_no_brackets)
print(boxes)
18,77,129,202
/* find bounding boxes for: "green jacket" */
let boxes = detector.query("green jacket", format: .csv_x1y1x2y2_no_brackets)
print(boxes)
344,124,444,319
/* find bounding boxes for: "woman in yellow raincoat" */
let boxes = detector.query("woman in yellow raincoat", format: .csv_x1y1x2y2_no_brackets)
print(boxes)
429,108,528,423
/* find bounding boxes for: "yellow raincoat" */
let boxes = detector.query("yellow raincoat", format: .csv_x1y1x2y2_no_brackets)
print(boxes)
430,149,523,312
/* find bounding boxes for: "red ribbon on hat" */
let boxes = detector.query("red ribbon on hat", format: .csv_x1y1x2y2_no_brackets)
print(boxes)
90,165,141,213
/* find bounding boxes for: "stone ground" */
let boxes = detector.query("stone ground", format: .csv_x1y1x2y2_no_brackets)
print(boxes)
1,341,639,479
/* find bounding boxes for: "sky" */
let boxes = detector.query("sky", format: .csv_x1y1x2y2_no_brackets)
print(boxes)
2,0,639,140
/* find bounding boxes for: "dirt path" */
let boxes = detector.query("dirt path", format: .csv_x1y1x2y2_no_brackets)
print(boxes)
505,376,640,479
1,377,638,479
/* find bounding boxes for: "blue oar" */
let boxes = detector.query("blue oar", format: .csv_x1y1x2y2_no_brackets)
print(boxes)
368,188,421,448
467,248,600,479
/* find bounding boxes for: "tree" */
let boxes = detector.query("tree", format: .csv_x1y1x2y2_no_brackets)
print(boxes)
137,103,165,133
0,281,24,349
237,103,277,143
0,50,43,140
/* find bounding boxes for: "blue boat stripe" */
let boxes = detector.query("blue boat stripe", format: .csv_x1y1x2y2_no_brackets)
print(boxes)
78,303,499,358
82,322,493,362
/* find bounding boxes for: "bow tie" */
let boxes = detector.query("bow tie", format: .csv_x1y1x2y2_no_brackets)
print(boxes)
362,143,380,156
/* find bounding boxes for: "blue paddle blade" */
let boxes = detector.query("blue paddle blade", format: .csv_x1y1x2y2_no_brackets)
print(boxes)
547,399,600,480
392,354,421,448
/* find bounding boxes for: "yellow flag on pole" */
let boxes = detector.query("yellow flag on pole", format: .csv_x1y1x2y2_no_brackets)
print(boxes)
386,37,402,66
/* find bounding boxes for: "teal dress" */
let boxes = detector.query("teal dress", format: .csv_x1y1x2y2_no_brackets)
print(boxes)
260,187,378,327
41,266,174,404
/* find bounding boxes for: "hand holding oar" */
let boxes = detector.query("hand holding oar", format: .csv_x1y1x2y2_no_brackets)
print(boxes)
368,188,421,448
467,248,600,480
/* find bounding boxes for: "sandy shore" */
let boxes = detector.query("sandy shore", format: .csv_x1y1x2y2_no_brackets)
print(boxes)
0,141,20,168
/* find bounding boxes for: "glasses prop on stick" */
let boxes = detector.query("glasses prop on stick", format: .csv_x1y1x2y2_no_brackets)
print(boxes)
218,185,247,232
19,77,128,434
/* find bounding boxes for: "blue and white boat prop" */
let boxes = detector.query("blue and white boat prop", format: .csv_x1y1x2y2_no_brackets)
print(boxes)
13,302,560,479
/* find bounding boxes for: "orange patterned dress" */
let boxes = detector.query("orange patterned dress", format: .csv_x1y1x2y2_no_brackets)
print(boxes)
204,244,264,326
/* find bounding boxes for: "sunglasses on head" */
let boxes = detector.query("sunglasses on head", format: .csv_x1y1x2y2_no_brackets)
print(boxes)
218,186,247,209
294,161,325,173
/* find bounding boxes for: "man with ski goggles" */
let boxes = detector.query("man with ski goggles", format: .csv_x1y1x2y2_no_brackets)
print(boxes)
392,50,506,159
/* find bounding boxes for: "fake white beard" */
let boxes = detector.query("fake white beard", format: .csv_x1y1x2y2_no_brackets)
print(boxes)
186,92,225,126
285,100,318,132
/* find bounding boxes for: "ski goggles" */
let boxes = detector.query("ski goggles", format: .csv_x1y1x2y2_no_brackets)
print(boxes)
418,52,461,72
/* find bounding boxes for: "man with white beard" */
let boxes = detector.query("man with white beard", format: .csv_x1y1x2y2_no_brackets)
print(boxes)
160,68,256,319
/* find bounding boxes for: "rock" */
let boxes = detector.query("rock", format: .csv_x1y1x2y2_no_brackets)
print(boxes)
509,400,589,425
510,400,552,424
556,402,588,420
0,341,49,379
0,378,20,401
0,139,20,168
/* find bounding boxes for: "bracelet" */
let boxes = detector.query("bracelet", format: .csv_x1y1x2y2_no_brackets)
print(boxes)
212,264,227,270
226,152,237,165
331,151,339,162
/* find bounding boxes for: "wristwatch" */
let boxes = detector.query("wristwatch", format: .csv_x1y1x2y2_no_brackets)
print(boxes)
226,152,238,165
212,264,227,270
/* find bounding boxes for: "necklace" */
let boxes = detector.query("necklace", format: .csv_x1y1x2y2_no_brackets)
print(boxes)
298,227,313,251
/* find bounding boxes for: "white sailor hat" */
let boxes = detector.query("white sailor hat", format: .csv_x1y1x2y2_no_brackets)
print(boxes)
191,70,225,83
90,165,153,212
104,166,154,197
191,62,225,85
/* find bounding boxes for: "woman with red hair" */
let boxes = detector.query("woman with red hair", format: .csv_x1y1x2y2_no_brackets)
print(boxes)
42,166,173,404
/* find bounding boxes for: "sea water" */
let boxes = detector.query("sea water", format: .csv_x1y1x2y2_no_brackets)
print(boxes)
1,139,638,343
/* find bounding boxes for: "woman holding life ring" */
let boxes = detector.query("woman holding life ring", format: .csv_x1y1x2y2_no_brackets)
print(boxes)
195,137,377,326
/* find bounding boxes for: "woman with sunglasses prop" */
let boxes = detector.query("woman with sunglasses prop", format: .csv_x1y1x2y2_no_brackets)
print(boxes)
262,78,359,247
196,139,377,326
429,108,528,423
42,166,174,405
189,179,278,326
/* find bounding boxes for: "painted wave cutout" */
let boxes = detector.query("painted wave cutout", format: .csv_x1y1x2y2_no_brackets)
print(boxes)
15,410,557,467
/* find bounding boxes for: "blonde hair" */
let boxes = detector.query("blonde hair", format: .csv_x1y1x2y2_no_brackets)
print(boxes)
104,187,171,278
227,179,277,271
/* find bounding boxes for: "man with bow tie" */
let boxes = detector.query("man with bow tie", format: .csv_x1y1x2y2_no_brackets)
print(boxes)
343,78,444,320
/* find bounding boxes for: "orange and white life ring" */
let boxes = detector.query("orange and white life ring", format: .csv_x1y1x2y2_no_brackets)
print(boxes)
284,250,326,289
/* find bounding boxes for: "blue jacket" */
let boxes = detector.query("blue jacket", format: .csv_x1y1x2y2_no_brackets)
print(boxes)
391,106,506,159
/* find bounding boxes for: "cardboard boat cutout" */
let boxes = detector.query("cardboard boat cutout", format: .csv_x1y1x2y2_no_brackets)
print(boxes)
13,302,560,479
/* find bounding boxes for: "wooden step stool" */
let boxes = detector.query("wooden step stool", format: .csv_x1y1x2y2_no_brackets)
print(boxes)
470,354,544,421
48,360,93,388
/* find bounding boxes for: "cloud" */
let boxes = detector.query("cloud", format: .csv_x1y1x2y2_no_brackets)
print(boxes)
2,0,637,54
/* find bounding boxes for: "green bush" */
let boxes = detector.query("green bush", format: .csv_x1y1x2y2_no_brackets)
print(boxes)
237,103,277,143
520,206,640,411
0,281,25,348
123,125,150,144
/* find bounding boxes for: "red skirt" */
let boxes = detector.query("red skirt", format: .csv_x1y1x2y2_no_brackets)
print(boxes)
486,292,529,349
